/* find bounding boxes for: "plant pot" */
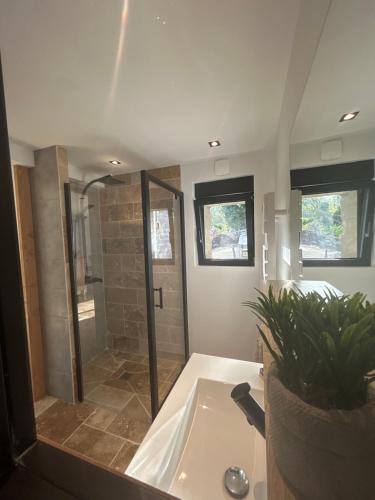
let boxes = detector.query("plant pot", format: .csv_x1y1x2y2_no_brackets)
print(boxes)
267,363,375,500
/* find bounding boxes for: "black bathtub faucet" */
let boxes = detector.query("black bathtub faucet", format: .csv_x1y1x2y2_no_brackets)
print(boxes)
231,382,265,439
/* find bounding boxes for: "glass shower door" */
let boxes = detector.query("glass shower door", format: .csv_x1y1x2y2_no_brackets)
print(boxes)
64,181,107,401
141,171,189,419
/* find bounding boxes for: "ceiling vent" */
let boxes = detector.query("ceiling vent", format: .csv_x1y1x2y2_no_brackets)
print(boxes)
321,139,342,161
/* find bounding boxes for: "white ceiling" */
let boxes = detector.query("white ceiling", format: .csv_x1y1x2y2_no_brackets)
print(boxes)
292,0,375,144
0,0,299,172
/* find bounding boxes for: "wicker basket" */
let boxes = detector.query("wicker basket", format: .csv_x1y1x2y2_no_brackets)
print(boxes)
267,364,375,500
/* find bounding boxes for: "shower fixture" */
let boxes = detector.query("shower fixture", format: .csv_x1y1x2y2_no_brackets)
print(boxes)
78,175,125,286
81,174,124,196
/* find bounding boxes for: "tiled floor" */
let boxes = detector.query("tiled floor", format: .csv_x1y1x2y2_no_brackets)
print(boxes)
35,349,183,474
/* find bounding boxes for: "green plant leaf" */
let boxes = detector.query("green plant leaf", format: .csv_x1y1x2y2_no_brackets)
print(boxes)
245,288,375,410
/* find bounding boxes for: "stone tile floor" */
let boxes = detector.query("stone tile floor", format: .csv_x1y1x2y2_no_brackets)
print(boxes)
35,349,183,474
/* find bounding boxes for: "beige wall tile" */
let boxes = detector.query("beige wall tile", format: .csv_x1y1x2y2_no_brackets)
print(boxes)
105,287,137,304
111,335,140,353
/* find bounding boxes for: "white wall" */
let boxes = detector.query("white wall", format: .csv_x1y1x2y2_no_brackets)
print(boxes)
181,150,276,362
9,139,34,166
290,130,375,301
303,267,375,302
273,0,332,280
8,139,101,183
291,128,375,168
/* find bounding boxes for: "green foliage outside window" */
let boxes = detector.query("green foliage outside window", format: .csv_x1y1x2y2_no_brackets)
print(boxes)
210,202,246,236
301,194,345,252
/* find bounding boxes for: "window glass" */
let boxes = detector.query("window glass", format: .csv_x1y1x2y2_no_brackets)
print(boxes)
301,190,357,259
151,208,173,259
203,200,247,260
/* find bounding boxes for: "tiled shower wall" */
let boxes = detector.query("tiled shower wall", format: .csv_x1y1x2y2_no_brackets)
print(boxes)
100,166,185,358
100,171,145,354
150,178,185,357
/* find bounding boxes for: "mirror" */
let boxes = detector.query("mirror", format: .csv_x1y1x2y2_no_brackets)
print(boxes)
290,0,375,302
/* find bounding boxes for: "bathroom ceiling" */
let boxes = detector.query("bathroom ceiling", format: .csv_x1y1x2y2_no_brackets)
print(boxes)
292,0,375,144
0,0,299,172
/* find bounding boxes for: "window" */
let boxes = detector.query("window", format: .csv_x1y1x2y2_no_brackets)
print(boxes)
77,299,95,321
194,176,254,266
291,161,375,267
301,190,358,260
151,208,173,260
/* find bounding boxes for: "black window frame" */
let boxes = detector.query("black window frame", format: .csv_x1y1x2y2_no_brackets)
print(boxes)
298,179,375,267
194,178,255,267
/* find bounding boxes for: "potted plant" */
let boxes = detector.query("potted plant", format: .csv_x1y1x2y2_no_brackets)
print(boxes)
245,287,375,500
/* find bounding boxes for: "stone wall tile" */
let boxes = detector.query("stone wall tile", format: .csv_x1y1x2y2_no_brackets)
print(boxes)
100,187,118,206
137,289,146,305
121,254,136,271
105,287,137,304
155,308,183,327
119,221,143,238
134,254,144,272
100,204,133,222
122,271,145,289
123,304,146,322
101,222,120,238
114,203,134,221
124,321,147,338
162,290,183,309
156,342,184,355
133,203,143,220
111,335,139,352
103,238,137,254
100,165,182,358
103,271,123,287
103,254,122,272
106,318,124,335
113,173,132,185
134,237,144,254
105,302,124,319
149,165,180,180
117,185,141,204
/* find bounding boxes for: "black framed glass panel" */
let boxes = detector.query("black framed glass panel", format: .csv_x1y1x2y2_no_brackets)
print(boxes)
141,171,189,419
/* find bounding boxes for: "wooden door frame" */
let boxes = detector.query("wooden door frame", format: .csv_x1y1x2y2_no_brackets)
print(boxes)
13,164,46,402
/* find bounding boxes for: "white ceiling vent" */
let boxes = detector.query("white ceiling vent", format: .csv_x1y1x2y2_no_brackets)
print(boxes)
214,159,230,176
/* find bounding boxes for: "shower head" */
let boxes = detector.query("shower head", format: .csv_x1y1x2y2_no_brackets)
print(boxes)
97,175,124,186
81,175,124,196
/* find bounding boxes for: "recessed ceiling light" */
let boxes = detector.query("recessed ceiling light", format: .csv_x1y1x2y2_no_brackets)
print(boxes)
109,160,121,165
209,140,221,147
339,111,359,122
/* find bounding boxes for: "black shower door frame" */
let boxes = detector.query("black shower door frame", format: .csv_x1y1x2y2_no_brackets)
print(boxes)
64,182,84,402
141,170,189,420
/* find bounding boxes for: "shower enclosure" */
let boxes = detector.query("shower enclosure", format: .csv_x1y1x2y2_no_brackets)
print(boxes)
141,170,189,417
64,168,189,420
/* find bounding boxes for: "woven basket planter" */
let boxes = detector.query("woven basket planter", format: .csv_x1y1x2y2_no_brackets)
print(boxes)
267,364,375,500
